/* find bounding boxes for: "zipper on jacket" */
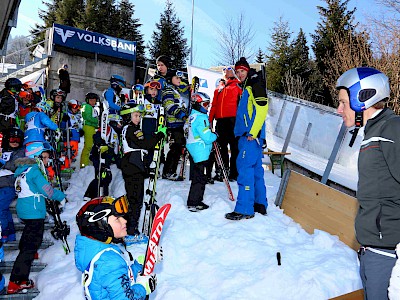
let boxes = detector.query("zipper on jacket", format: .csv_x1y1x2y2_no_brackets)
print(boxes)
376,202,383,239
244,114,248,128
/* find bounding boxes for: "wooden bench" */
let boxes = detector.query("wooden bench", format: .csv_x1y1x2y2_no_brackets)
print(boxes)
275,170,363,299
263,149,291,175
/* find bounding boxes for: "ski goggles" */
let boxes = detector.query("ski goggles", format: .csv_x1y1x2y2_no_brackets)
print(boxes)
9,137,21,144
69,103,81,110
175,70,184,77
222,66,234,72
146,81,162,90
102,195,129,215
19,91,34,101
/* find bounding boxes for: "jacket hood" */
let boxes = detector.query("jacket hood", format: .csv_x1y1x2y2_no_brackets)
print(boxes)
14,157,38,176
74,234,121,272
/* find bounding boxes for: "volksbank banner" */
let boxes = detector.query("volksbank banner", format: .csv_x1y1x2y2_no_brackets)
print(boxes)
52,23,136,61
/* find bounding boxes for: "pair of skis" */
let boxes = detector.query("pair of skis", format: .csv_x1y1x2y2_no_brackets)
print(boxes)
142,106,166,237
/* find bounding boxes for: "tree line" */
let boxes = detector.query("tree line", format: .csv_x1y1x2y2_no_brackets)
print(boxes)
10,0,400,112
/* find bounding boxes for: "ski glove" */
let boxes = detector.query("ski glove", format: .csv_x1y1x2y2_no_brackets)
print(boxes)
156,124,167,137
136,274,157,295
100,146,109,154
54,128,62,142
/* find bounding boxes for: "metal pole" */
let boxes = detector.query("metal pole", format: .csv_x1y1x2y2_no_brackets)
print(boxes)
190,0,194,65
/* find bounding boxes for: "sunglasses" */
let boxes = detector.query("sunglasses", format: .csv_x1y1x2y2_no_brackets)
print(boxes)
9,137,21,143
102,195,129,214
222,67,234,72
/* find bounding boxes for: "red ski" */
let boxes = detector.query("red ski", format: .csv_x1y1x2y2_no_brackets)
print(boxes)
142,203,171,276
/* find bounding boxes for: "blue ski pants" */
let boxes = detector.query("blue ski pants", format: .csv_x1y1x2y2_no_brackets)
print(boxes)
234,137,267,215
0,186,16,238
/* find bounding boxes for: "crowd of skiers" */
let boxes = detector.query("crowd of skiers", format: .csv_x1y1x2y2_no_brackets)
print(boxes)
0,54,271,298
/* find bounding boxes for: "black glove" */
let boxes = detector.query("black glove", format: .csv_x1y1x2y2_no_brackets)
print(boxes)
79,129,84,137
62,114,70,122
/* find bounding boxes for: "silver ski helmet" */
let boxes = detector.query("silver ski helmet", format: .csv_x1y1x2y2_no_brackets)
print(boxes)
336,67,390,113
191,92,210,114
76,195,129,243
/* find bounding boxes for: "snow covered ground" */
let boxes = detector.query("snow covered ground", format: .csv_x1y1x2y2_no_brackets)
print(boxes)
10,161,362,300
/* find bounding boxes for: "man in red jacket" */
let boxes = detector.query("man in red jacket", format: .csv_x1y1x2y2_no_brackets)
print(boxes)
209,67,242,181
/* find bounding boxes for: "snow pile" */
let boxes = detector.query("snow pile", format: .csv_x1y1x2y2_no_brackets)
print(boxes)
25,165,361,299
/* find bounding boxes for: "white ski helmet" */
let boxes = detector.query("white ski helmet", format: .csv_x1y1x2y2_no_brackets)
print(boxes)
336,67,390,112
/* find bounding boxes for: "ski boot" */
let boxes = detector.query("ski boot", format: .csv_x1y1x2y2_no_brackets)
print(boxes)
225,211,254,220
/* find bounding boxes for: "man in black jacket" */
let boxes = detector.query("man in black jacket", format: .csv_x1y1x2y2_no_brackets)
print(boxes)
336,67,400,300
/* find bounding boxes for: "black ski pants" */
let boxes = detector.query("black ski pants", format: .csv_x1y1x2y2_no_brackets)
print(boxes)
10,219,44,282
121,162,145,235
163,127,185,176
187,161,208,206
215,117,238,179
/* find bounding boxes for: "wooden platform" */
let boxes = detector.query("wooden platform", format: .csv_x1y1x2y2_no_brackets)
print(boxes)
275,170,363,299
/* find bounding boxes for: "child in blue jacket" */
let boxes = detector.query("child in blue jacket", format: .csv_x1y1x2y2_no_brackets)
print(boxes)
8,149,65,294
186,92,217,212
75,196,158,300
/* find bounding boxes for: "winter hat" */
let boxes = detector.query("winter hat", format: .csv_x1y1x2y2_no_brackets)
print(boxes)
165,69,179,84
156,55,170,68
235,57,250,72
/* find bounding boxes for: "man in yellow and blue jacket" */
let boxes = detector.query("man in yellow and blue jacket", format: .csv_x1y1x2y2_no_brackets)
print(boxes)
225,57,268,220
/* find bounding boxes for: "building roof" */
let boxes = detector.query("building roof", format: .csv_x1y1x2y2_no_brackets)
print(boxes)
0,0,21,52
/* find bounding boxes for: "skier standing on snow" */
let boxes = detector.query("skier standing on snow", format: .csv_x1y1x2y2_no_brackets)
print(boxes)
47,88,66,126
83,120,120,200
80,92,100,168
225,57,268,221
209,66,242,182
8,149,65,294
161,70,188,180
75,196,158,300
336,67,400,300
186,92,217,212
120,103,167,238
0,128,25,243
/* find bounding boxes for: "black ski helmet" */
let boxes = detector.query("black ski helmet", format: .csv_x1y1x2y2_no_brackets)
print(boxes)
76,196,129,244
5,78,23,93
120,103,144,124
2,127,24,150
85,92,100,102
191,92,211,114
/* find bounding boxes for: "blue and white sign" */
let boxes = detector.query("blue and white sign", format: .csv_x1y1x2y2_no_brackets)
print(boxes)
52,23,136,61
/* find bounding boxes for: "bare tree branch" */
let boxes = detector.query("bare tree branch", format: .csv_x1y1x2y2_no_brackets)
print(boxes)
214,12,255,66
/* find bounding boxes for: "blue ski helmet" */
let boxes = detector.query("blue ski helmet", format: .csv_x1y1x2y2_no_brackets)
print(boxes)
110,75,126,88
336,67,390,112
132,84,144,93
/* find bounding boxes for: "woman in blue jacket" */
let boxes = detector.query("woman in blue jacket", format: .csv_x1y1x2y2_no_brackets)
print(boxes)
75,196,157,300
186,92,217,212
8,150,65,294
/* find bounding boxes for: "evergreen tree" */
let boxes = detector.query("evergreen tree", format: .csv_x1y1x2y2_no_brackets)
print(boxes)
255,48,265,63
116,0,146,66
148,0,189,69
289,29,310,78
81,0,119,36
30,0,61,48
311,0,357,105
265,17,292,93
55,0,84,27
